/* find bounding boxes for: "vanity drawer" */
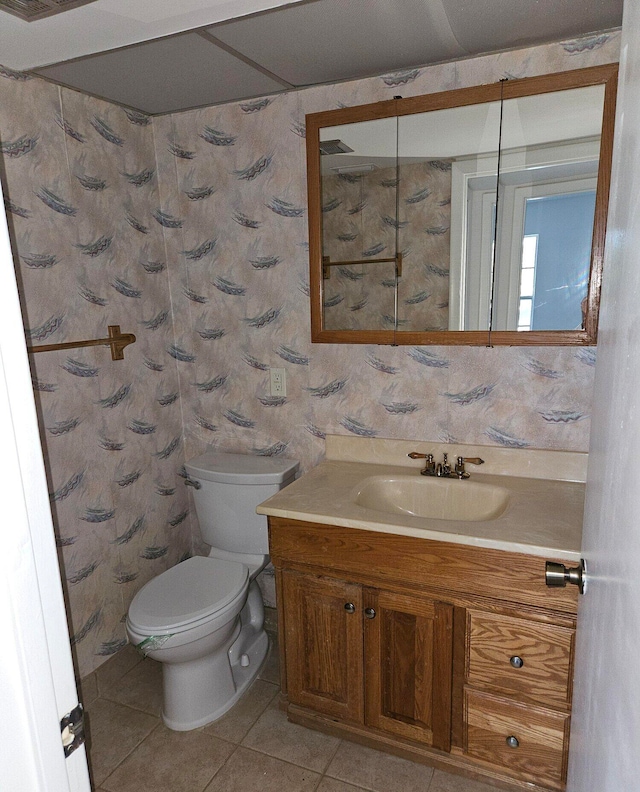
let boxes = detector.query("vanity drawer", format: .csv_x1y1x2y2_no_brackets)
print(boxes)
467,611,574,707
464,689,569,789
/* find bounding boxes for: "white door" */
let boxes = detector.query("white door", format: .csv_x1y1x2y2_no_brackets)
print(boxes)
0,184,92,790
567,1,640,788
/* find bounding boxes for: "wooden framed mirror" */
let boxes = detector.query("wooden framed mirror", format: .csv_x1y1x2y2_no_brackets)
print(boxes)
306,64,618,345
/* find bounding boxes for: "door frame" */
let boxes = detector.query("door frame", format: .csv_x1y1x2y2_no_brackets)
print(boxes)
0,180,91,791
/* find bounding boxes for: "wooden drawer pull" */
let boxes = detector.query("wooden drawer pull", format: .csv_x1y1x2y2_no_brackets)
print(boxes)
506,735,520,749
509,655,524,669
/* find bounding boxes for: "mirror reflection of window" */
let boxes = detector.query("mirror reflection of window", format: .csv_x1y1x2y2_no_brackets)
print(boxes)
517,234,538,331
451,84,605,333
396,102,501,332
517,191,596,331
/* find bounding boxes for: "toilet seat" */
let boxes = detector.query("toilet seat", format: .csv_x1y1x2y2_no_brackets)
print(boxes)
128,556,248,635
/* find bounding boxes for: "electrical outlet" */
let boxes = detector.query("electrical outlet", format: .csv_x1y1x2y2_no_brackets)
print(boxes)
270,368,286,397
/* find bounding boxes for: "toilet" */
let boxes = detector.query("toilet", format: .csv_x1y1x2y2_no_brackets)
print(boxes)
126,451,298,731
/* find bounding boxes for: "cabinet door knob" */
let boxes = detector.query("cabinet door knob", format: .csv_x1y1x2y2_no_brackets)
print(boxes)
506,735,520,749
364,607,376,619
344,603,356,614
510,655,524,669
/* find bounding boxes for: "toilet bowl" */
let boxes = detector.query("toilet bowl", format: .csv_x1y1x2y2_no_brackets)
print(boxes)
125,451,298,731
127,554,260,730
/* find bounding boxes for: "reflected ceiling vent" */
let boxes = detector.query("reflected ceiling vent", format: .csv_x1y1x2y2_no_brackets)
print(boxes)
0,0,97,22
331,163,377,174
319,139,354,155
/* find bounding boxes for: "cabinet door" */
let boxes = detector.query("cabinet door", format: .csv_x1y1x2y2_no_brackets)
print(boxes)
282,570,364,722
364,589,454,750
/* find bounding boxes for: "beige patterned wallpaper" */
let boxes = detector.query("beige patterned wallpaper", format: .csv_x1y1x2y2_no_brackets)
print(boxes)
0,31,619,676
0,72,192,677
153,33,618,606
154,32,618,475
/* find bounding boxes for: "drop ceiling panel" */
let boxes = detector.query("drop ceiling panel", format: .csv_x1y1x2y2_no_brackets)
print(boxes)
0,0,305,71
440,0,623,53
35,32,286,113
209,0,466,86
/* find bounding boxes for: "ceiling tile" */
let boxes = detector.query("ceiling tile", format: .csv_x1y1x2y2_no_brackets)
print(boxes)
35,31,286,114
440,0,622,54
26,0,623,115
209,0,466,86
0,0,305,72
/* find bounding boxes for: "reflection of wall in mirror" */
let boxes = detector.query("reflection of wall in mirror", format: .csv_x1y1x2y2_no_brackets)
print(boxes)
322,161,452,331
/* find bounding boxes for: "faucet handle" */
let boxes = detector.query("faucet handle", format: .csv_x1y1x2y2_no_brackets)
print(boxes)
408,452,435,476
454,456,485,479
408,452,435,464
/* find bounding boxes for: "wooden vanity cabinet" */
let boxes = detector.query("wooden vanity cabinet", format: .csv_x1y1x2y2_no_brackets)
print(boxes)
464,689,570,788
466,610,575,708
282,568,454,750
269,517,578,792
364,588,453,751
463,609,575,789
281,571,364,723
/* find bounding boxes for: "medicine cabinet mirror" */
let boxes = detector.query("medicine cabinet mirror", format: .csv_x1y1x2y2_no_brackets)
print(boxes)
306,65,617,345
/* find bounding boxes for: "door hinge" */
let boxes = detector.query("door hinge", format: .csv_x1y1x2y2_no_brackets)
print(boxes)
60,703,85,757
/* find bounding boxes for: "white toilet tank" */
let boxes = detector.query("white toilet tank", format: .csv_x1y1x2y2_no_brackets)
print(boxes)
184,451,298,555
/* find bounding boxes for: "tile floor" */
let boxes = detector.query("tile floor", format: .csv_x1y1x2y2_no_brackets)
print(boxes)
82,636,503,792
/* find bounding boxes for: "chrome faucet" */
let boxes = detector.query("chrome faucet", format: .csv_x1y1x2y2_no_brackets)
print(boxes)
436,453,451,477
408,451,484,479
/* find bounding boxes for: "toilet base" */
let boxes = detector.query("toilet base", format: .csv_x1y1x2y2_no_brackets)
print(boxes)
161,581,270,731
162,630,269,730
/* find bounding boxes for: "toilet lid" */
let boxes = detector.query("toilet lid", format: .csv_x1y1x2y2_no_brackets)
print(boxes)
128,556,248,634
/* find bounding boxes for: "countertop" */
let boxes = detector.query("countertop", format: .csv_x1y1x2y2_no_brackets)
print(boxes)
257,457,585,562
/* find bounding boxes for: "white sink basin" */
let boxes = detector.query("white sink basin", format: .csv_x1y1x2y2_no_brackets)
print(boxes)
354,475,510,522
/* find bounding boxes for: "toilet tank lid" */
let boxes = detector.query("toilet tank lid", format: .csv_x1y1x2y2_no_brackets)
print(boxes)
185,451,299,485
